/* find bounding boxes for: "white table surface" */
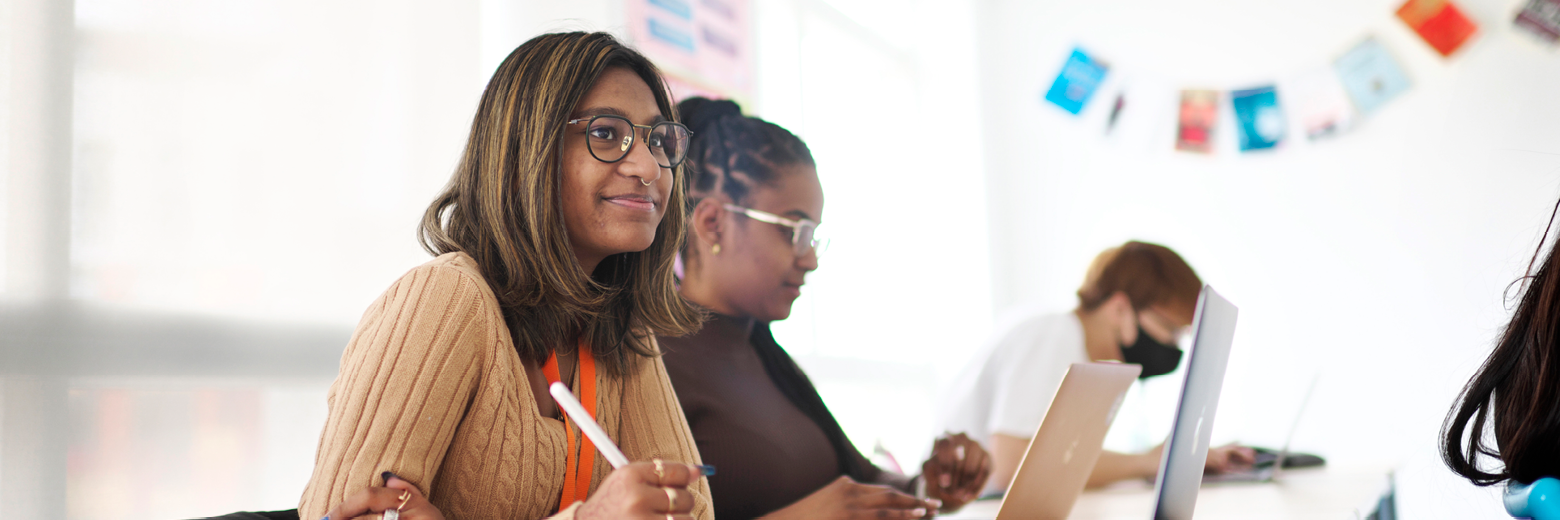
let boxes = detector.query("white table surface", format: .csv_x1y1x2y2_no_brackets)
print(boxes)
937,465,1392,520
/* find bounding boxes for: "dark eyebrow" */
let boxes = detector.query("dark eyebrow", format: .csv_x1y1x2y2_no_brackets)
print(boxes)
784,210,817,222
573,106,628,119
573,106,667,125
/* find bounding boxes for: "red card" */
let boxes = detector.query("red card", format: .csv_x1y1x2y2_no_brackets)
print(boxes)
1397,0,1478,57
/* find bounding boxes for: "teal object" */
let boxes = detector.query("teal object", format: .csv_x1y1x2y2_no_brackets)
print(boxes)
1043,48,1108,115
1230,86,1285,152
1506,477,1560,519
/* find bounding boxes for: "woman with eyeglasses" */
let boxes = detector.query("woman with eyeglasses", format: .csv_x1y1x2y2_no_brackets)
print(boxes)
296,32,712,520
938,241,1255,492
657,97,991,520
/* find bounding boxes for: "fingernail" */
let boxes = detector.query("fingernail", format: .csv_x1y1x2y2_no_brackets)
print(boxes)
911,508,926,517
381,471,398,483
926,498,943,509
697,464,717,476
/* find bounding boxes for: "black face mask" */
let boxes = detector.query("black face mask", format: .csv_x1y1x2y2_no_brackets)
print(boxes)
1120,326,1183,379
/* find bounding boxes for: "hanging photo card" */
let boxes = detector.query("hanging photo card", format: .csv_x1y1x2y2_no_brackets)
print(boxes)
1396,0,1479,57
1288,69,1355,140
1334,38,1412,116
1230,86,1286,152
1175,89,1219,154
1515,0,1560,44
1044,47,1110,115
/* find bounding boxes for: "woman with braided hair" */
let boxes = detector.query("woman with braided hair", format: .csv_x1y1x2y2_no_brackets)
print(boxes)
658,97,991,520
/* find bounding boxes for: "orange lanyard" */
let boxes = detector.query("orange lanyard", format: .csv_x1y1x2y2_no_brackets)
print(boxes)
542,340,598,510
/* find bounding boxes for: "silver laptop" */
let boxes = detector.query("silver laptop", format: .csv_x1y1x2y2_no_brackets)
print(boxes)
1150,285,1239,520
991,362,1142,520
1202,373,1319,484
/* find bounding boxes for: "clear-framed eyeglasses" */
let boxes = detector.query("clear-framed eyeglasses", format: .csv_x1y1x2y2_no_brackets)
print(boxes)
566,115,693,168
723,204,829,257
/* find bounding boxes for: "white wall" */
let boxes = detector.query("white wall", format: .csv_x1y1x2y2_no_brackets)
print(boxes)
4,1,991,517
757,0,992,465
975,0,1560,466
13,0,1554,516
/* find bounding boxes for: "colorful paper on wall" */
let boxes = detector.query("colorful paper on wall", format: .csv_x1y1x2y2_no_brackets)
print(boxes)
1515,0,1560,44
1333,38,1412,115
1044,48,1110,115
625,0,753,99
1288,69,1355,140
1175,90,1218,154
1396,0,1478,57
1230,86,1285,152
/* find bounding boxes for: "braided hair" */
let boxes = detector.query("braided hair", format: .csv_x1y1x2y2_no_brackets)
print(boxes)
677,97,815,215
676,97,879,483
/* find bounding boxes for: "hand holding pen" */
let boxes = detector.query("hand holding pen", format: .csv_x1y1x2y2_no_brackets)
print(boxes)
552,382,715,520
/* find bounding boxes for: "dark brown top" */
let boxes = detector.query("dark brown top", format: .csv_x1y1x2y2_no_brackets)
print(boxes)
660,314,908,520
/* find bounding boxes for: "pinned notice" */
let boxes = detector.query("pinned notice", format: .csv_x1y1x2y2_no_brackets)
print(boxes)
1334,38,1412,116
1044,48,1110,115
1175,90,1218,154
1231,86,1285,152
1515,0,1560,44
1396,0,1478,57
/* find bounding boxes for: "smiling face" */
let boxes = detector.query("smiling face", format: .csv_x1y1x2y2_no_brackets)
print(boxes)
685,164,824,321
560,67,674,273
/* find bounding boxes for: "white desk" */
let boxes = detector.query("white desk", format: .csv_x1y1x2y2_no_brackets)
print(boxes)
939,466,1391,520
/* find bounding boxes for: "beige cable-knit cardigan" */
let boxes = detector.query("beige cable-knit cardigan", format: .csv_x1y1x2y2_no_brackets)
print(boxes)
299,253,712,520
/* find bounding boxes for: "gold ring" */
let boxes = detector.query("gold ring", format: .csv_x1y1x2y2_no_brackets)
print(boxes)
664,487,676,511
396,489,411,510
653,458,665,483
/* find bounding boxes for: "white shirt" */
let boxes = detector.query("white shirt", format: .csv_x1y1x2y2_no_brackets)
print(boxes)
939,309,1090,444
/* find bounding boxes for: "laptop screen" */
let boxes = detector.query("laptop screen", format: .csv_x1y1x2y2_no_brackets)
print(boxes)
1150,285,1240,520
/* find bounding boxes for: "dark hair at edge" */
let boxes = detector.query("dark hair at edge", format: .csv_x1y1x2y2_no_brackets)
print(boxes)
1443,196,1560,485
418,32,703,377
677,97,880,481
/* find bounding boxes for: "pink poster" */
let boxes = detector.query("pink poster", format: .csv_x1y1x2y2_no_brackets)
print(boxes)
625,0,753,101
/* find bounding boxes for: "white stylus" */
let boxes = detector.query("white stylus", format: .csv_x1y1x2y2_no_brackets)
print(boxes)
549,381,631,469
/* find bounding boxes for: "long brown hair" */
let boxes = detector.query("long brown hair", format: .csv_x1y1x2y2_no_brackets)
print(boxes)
418,32,702,376
1443,198,1560,485
1077,241,1203,324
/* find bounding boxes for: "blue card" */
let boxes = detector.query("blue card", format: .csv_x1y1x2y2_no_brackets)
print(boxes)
1333,37,1412,115
1044,48,1109,115
1231,86,1285,151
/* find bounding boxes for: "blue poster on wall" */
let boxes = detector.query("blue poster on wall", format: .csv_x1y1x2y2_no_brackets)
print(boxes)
1333,37,1412,115
1044,48,1109,115
1231,86,1286,151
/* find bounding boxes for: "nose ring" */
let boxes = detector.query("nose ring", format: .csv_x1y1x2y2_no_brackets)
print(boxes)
640,177,653,186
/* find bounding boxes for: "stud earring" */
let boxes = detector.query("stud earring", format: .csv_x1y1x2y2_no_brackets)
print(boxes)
711,244,722,255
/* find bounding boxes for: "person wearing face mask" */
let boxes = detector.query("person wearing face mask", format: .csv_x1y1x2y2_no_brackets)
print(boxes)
939,241,1256,493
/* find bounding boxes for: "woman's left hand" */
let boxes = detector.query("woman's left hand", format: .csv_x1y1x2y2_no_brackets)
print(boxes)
322,472,446,520
920,433,991,513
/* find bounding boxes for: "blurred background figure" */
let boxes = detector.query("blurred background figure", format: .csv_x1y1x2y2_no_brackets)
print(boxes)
3,0,1560,519
940,241,1252,492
